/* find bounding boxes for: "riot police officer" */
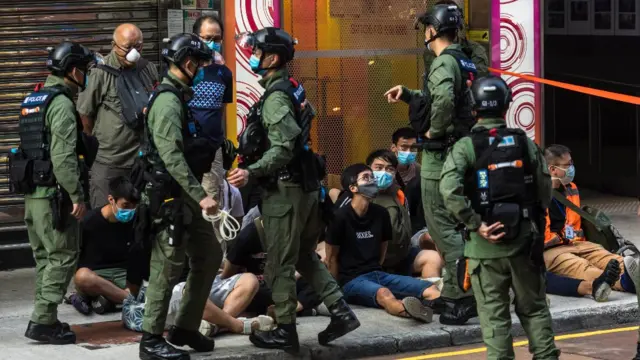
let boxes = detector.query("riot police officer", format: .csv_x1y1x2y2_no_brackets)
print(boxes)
138,33,221,360
385,4,478,325
422,0,489,78
12,41,96,344
440,75,560,359
228,27,360,352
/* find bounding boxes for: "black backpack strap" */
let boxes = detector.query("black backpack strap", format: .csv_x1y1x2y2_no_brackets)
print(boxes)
95,63,121,77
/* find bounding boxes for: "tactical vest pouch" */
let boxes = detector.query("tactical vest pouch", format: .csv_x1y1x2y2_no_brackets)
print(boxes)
489,202,521,241
51,187,71,232
32,159,55,187
8,149,34,194
148,172,177,217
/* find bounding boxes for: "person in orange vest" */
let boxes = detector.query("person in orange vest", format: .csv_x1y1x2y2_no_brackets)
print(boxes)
543,144,638,298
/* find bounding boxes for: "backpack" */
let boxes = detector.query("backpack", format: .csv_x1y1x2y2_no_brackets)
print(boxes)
95,59,153,130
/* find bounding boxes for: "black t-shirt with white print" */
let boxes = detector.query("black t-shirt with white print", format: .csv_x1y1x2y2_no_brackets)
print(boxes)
326,201,392,285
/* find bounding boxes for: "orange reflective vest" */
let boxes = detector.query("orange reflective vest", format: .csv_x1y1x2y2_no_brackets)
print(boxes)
544,182,585,249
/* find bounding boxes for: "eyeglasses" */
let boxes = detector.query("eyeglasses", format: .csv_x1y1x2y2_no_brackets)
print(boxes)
356,174,373,183
201,35,222,43
114,42,143,53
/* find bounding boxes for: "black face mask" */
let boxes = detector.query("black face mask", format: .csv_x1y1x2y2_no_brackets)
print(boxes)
357,181,379,199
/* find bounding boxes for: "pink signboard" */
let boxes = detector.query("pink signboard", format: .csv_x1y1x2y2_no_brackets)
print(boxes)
491,0,542,142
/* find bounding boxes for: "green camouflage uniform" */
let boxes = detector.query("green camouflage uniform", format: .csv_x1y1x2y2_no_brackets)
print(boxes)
247,68,342,325
440,117,559,360
24,75,83,325
141,72,222,335
400,43,472,300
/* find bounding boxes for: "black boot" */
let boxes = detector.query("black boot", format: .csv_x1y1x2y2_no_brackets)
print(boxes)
25,320,76,345
139,332,190,360
318,299,361,345
634,342,640,360
439,296,478,325
167,326,214,352
250,323,300,353
422,297,447,315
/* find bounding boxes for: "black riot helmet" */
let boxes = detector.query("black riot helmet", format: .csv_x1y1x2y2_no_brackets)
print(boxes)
46,41,102,89
417,4,462,44
162,33,212,83
471,75,513,117
236,27,297,70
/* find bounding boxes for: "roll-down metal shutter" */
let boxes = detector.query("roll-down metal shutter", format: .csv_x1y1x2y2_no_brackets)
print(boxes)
0,1,167,231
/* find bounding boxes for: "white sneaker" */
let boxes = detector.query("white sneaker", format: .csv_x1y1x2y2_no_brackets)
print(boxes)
199,320,217,337
424,277,444,292
238,315,274,335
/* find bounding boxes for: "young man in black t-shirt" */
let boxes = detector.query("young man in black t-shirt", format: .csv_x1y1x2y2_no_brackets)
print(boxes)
70,176,142,315
325,164,439,323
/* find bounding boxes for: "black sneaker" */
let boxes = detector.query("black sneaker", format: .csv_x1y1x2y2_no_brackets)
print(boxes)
92,295,116,315
592,259,620,302
70,293,92,315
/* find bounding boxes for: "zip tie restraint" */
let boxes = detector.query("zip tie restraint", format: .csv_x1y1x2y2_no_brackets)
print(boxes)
202,209,241,242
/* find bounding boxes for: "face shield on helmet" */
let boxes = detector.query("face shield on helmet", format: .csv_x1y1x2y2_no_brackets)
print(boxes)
235,32,258,53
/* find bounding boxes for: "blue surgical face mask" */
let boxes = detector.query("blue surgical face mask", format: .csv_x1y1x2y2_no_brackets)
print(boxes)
552,164,575,185
114,206,136,223
373,170,393,190
397,151,417,165
249,55,267,76
192,67,205,87
206,40,221,53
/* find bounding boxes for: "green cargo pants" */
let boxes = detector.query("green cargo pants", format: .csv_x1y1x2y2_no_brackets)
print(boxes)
468,255,560,360
262,181,343,325
24,197,79,325
142,199,223,335
421,177,472,299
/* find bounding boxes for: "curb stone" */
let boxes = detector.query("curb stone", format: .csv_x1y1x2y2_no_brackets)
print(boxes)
199,301,639,360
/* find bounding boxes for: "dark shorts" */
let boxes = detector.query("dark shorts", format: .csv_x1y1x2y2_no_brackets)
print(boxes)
342,271,432,308
384,246,421,276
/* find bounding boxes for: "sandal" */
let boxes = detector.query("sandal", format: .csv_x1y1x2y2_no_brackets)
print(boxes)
238,315,274,335
402,297,433,323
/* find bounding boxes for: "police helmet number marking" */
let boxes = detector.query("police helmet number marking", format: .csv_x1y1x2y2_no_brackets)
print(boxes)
489,135,515,147
477,169,489,189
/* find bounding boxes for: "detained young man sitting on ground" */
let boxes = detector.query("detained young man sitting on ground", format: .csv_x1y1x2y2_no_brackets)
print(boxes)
69,176,142,314
324,164,439,322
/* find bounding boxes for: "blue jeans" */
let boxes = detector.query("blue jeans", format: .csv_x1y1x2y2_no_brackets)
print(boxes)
342,271,432,308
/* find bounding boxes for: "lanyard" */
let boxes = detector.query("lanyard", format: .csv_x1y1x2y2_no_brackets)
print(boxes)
552,198,566,218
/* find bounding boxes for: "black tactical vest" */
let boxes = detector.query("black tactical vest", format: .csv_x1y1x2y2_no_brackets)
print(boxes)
440,48,478,139
9,85,84,193
141,82,216,185
464,127,536,241
237,77,309,167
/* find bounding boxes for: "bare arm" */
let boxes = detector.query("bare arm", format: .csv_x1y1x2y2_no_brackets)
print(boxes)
325,243,340,279
379,241,389,265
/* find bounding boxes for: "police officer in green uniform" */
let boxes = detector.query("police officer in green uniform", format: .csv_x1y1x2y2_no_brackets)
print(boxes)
385,4,478,325
138,33,221,360
228,27,360,352
421,0,489,78
13,42,96,344
440,75,560,359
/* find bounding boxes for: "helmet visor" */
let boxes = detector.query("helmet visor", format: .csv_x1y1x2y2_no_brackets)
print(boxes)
235,32,257,52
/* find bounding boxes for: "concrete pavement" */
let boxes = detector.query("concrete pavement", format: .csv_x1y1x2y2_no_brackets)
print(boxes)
0,194,639,360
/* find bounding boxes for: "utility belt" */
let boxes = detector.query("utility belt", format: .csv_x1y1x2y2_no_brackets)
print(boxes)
265,150,325,193
413,135,458,152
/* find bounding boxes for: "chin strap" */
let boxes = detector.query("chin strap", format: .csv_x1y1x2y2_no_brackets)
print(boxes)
202,210,241,242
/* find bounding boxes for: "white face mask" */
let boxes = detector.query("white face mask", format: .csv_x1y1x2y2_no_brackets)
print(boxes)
126,48,141,63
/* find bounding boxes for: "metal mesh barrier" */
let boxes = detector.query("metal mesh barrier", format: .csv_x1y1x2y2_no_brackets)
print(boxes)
283,0,439,184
